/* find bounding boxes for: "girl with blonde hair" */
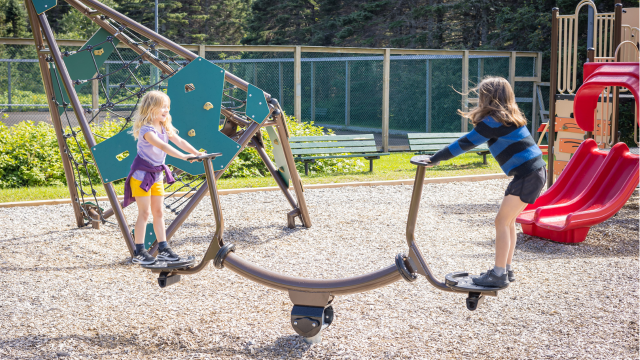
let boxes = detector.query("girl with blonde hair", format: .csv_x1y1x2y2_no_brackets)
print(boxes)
123,90,204,265
424,77,546,288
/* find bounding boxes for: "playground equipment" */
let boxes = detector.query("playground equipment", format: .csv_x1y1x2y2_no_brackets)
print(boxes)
143,152,507,342
518,44,639,243
26,0,312,259
27,0,509,342
518,1,639,243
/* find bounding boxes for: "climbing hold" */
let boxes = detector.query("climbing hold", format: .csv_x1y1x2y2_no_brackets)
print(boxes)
94,48,104,56
203,102,213,110
188,129,195,137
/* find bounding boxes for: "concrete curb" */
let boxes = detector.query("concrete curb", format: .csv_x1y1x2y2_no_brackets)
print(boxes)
0,173,508,208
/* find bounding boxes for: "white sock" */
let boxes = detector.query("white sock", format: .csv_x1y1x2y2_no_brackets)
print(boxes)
506,264,512,272
493,266,506,277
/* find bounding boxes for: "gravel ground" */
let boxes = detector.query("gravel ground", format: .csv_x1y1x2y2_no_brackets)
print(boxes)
0,179,637,359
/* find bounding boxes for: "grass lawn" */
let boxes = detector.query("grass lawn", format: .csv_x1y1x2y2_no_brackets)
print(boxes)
0,152,548,203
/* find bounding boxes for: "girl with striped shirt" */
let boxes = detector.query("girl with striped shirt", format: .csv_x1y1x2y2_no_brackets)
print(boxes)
425,77,546,288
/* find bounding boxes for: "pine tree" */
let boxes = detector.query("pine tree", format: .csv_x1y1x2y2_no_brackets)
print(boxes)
3,0,27,37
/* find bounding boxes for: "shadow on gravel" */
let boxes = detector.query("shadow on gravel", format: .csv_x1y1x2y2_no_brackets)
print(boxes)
0,332,314,359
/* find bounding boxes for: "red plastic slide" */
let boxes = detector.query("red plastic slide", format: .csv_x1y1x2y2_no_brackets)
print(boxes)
574,62,639,131
517,62,639,243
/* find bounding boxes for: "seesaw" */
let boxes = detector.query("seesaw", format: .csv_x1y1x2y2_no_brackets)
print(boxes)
143,153,507,343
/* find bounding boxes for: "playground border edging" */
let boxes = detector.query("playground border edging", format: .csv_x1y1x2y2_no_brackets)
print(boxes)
0,173,508,208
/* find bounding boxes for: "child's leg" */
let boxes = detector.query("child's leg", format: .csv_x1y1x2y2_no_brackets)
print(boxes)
134,195,152,247
150,195,166,244
494,195,527,269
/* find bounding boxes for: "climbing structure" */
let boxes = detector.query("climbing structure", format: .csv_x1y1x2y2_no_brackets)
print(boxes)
547,0,639,182
26,0,312,256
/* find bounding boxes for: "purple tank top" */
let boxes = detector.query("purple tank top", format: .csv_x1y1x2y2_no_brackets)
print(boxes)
132,125,168,182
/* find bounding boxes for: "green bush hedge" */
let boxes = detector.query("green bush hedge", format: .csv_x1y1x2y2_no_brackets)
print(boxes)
0,114,364,188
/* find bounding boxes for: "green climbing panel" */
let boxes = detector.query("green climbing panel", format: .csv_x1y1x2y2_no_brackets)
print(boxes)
48,29,120,116
245,84,270,123
166,57,241,174
265,126,291,187
91,130,137,183
132,223,157,250
64,28,120,89
32,0,56,14
91,57,244,183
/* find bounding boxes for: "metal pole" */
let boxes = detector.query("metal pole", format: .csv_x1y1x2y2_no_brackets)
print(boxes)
254,62,257,86
24,0,84,227
509,51,516,90
310,61,315,122
612,3,623,145
345,60,350,126
548,8,559,188
425,59,429,132
587,6,594,49
462,50,469,132
278,62,283,107
7,61,11,112
382,48,390,152
294,46,301,122
38,13,136,256
427,59,432,132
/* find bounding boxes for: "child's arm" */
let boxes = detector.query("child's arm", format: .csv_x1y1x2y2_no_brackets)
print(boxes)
145,132,193,161
168,133,205,157
429,127,489,164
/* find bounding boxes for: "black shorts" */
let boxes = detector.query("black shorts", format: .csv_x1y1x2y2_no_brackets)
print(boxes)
505,166,547,204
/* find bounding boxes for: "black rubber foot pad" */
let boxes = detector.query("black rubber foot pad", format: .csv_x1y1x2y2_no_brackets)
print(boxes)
141,256,196,270
445,271,509,291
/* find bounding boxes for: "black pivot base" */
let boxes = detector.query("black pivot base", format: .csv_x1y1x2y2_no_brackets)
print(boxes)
291,304,334,344
466,292,485,311
158,272,181,288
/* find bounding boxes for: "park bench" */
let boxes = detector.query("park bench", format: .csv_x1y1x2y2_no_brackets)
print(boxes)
289,134,389,175
408,132,491,164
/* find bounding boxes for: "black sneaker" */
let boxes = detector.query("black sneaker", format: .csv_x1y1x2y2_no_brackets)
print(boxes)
480,269,516,283
132,249,156,265
156,246,180,261
472,269,509,288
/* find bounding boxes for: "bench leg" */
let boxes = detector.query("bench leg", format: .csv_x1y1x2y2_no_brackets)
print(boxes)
369,158,373,172
483,153,487,165
304,162,309,176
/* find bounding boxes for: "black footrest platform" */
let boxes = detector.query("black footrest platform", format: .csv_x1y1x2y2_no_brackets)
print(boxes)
141,256,196,270
445,271,508,292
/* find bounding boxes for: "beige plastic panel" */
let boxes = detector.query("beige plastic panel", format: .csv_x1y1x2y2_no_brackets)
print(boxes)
622,8,639,29
554,131,584,161
555,100,574,118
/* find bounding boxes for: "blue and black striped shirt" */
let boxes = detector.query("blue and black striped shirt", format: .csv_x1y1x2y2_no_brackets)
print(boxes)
430,116,545,177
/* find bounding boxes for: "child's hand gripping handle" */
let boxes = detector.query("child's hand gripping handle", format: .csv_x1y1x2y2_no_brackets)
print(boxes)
186,153,223,162
410,155,439,168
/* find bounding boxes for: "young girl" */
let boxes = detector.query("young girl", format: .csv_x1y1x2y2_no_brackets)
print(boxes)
123,90,204,265
424,77,546,288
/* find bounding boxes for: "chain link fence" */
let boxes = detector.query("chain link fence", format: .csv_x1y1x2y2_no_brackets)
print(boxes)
1,40,542,149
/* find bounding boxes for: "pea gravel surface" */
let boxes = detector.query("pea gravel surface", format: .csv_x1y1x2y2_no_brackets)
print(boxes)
0,179,637,359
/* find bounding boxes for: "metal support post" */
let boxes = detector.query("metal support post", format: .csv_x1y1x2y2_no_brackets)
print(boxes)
294,46,301,122
279,62,283,108
37,13,136,255
509,51,516,91
92,78,99,117
462,50,469,132
548,8,559,188
426,59,431,132
24,0,84,227
611,3,623,145
382,48,390,152
310,61,315,122
7,61,11,112
345,61,350,126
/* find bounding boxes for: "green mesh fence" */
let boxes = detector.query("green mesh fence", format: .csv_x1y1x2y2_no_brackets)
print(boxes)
1,43,541,147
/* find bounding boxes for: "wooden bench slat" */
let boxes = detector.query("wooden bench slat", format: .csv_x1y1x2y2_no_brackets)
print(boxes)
289,134,374,142
408,132,467,139
297,153,390,161
289,140,376,149
409,138,459,145
292,146,379,155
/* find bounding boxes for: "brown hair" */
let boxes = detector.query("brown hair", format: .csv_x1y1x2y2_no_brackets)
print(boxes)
459,77,528,127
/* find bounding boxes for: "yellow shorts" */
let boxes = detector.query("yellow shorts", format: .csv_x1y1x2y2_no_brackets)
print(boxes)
130,178,164,197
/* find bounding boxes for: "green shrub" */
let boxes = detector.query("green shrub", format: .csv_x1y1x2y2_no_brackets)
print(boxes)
0,113,364,188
